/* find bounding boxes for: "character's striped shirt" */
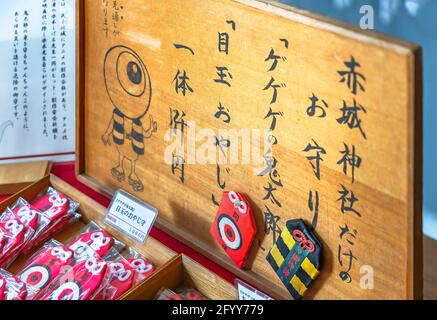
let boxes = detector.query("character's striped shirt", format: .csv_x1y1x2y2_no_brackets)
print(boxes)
112,108,145,156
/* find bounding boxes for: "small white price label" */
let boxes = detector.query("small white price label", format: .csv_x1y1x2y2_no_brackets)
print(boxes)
236,280,273,301
105,189,158,244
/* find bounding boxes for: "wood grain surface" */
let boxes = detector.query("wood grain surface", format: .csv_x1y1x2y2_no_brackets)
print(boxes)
0,161,51,195
76,0,423,299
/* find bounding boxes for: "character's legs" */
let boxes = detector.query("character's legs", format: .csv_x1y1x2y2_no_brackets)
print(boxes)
111,152,126,182
128,158,144,192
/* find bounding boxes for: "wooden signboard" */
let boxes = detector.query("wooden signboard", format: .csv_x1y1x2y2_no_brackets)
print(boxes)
76,0,422,299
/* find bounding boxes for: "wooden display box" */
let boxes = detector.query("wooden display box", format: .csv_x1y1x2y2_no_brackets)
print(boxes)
1,175,236,300
122,255,236,300
75,0,423,300
0,161,51,196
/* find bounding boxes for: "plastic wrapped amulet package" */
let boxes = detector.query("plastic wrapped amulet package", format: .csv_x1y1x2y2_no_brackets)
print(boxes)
0,208,157,300
0,188,81,269
92,247,156,300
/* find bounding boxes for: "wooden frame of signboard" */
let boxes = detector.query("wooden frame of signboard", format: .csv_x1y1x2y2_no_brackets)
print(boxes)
76,0,422,299
424,237,437,300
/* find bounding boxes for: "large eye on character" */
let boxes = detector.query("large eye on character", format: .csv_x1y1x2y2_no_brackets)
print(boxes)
116,51,146,97
104,46,152,120
127,61,142,85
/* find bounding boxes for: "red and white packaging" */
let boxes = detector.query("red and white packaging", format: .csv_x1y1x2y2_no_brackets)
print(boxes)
68,222,114,261
36,223,124,300
33,187,75,222
68,221,125,262
17,239,74,295
92,249,135,300
30,213,82,251
124,248,156,285
8,198,50,233
0,198,51,266
0,214,35,268
37,251,108,301
26,187,80,252
155,287,208,300
0,269,37,300
0,274,6,300
155,288,182,300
